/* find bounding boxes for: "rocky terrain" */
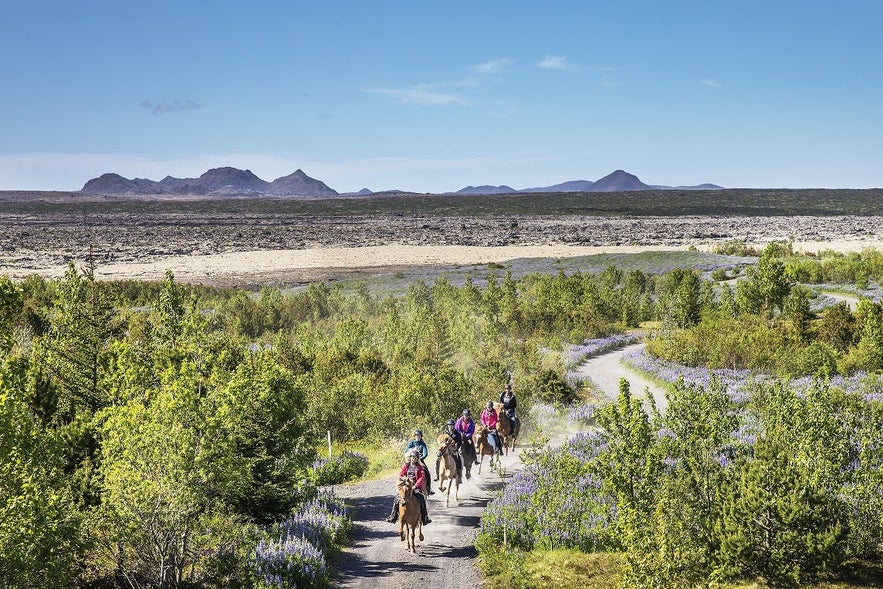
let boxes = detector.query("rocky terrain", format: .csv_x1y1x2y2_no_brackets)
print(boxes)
2,206,880,272
2,188,882,288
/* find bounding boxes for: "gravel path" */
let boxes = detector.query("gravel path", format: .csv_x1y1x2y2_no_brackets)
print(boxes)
570,342,668,411
329,342,664,588
331,448,523,589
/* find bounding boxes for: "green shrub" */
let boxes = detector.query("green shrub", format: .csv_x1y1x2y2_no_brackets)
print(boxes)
310,451,369,485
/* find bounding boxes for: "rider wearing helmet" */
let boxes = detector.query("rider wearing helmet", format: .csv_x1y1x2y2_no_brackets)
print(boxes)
435,418,464,485
386,449,431,525
404,430,433,495
455,409,475,443
499,382,518,432
455,409,476,479
480,401,502,452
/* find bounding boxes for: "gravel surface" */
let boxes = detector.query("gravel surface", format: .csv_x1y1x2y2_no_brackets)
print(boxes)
327,344,672,588
331,448,523,589
571,342,668,410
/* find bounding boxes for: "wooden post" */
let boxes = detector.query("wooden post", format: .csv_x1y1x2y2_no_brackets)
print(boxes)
327,430,333,459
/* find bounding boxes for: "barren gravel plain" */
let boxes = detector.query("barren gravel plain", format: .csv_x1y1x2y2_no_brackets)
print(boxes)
2,191,882,287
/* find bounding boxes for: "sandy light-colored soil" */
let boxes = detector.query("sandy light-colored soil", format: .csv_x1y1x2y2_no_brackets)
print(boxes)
4,239,883,287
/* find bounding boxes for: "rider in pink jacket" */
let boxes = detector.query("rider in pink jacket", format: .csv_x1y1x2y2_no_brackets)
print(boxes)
480,401,502,451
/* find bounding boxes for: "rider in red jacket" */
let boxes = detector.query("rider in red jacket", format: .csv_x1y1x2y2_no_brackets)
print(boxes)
386,449,431,525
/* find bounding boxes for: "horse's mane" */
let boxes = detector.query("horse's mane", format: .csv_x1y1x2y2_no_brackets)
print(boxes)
397,476,415,500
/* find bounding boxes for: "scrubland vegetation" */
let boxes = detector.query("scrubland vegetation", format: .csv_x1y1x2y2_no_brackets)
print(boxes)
4,243,883,587
477,244,883,588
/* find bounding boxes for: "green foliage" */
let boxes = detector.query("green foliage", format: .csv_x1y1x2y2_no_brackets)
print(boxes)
476,543,625,589
817,302,857,352
43,261,120,416
0,275,22,352
310,451,370,485
785,248,883,287
218,352,313,521
89,380,238,587
711,268,730,281
0,354,80,588
656,268,703,329
712,240,761,257
717,440,844,587
737,244,794,318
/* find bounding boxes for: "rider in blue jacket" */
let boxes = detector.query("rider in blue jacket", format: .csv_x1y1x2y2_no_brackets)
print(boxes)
404,430,433,494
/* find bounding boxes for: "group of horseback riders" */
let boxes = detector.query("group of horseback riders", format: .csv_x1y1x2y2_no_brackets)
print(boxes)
386,382,519,526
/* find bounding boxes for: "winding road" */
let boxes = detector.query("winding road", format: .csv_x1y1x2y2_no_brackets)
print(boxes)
569,342,668,411
330,343,660,588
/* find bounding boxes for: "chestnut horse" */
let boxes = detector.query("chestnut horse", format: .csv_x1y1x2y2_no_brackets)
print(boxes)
396,477,424,553
435,434,460,506
494,402,521,454
474,425,502,474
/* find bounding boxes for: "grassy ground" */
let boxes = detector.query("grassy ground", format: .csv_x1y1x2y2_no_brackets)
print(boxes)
322,250,750,296
323,439,404,481
479,549,883,589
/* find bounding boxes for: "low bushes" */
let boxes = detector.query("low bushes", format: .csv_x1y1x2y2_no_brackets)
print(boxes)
477,379,883,588
310,451,369,486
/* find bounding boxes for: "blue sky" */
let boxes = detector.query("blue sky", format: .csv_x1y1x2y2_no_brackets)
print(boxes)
2,0,881,192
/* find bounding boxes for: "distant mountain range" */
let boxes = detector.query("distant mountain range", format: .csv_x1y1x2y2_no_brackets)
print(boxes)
81,167,339,197
454,170,723,195
80,167,723,197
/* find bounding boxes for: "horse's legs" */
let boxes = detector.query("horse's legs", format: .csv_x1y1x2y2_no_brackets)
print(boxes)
399,519,405,542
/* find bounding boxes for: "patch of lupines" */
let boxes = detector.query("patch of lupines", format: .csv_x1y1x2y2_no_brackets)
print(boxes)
253,535,325,589
311,451,369,485
564,333,641,368
277,493,350,551
252,491,350,588
479,429,615,551
622,348,883,404
529,402,565,433
567,402,597,425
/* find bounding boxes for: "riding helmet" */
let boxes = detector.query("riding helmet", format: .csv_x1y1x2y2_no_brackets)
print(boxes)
446,418,456,426
462,409,471,417
414,429,423,437
486,401,494,409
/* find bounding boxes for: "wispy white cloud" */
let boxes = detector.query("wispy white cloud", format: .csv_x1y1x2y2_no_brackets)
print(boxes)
140,99,202,114
538,55,580,72
364,85,468,106
473,58,515,74
702,78,721,88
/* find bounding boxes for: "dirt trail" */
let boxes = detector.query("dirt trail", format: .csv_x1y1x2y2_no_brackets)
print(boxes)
570,343,668,411
818,290,861,311
330,343,659,588
331,448,522,589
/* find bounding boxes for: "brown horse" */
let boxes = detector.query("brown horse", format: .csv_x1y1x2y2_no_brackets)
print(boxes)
396,477,424,553
436,435,460,506
459,437,476,480
494,402,521,454
474,425,502,474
